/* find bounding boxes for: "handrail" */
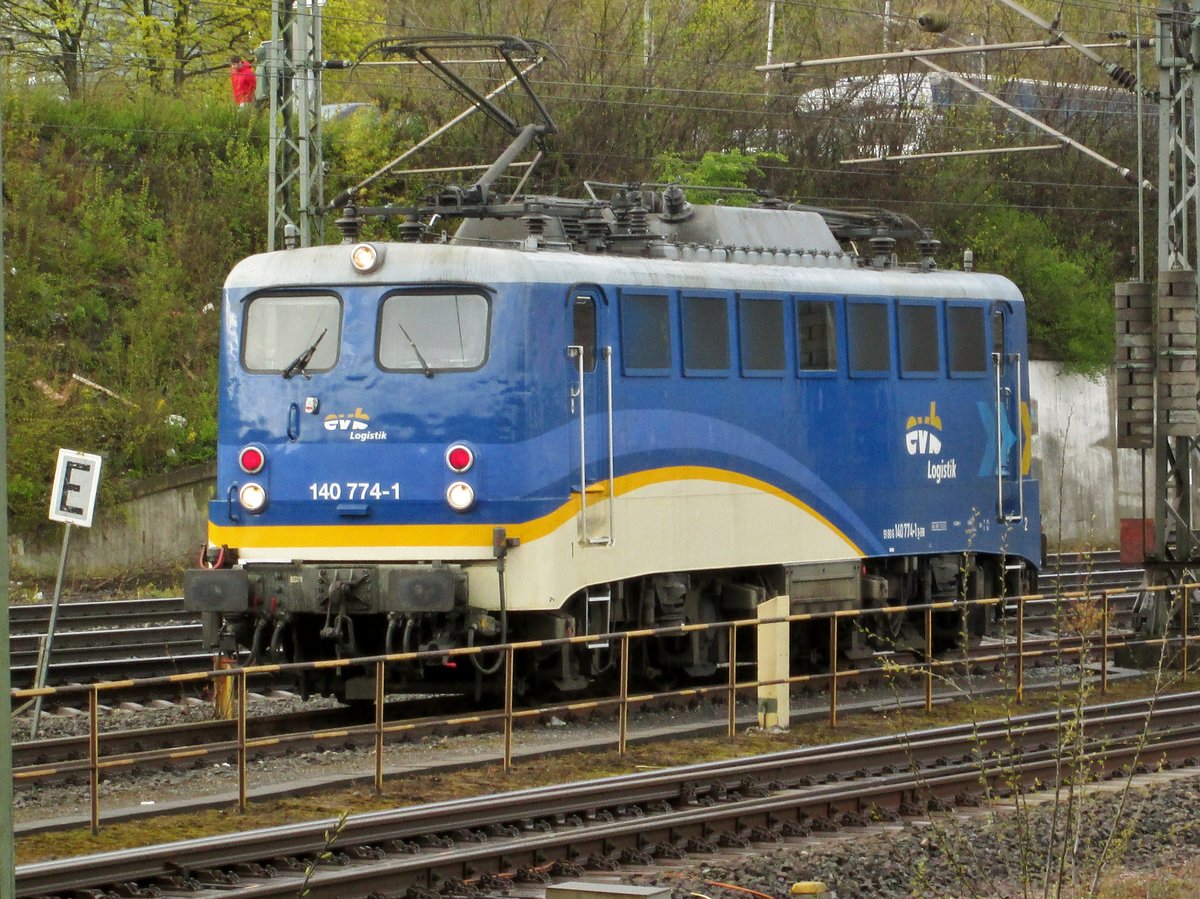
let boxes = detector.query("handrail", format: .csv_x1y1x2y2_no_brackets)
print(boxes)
567,345,590,543
1013,352,1025,523
993,349,1024,523
993,350,1004,521
569,344,615,546
601,345,614,546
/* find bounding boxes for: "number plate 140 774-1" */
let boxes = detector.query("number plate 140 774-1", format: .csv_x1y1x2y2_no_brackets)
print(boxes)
308,482,401,501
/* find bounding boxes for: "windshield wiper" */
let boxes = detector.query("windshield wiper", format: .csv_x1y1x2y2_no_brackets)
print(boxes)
397,320,434,378
282,329,328,380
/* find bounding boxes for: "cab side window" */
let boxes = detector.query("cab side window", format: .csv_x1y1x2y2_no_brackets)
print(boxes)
621,292,672,373
948,304,988,374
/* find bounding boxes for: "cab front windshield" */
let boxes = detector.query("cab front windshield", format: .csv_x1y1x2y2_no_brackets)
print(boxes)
377,291,490,372
242,293,341,373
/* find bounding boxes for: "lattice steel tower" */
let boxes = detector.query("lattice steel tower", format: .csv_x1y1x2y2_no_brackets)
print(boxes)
1119,4,1200,595
262,0,324,250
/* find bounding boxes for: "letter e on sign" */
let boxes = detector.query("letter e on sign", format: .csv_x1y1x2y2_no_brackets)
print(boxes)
48,449,103,528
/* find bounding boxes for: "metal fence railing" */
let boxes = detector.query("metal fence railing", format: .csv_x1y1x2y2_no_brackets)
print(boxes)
11,583,1189,833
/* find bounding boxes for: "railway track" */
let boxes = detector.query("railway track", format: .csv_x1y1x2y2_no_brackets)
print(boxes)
12,694,481,784
1036,548,1144,594
1022,548,1144,631
9,597,193,632
18,690,1200,899
8,597,206,690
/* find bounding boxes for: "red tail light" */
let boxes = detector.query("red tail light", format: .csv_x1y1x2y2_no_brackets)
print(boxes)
446,444,474,473
239,445,265,474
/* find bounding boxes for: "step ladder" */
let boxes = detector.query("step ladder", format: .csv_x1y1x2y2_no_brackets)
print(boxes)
585,587,611,649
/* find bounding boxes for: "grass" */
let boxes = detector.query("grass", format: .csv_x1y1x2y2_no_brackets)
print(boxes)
1093,857,1200,898
8,566,186,603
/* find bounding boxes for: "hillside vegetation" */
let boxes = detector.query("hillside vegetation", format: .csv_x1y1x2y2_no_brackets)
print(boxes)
2,0,1143,533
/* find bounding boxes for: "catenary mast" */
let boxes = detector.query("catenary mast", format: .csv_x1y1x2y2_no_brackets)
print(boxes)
263,0,324,249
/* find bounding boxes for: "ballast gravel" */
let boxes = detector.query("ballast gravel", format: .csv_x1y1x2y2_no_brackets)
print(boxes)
640,775,1200,899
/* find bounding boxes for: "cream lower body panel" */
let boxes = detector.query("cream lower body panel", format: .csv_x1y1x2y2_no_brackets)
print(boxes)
468,477,860,610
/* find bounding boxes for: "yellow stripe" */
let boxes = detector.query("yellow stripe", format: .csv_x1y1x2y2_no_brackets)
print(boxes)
167,749,211,760
1020,401,1033,476
209,465,862,556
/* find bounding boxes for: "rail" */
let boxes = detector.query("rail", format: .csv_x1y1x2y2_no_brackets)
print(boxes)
20,691,1200,897
9,582,1188,834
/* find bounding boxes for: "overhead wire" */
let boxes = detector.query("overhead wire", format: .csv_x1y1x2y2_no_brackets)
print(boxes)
0,0,1154,206
4,15,1152,121
5,59,1146,147
0,0,1154,79
5,81,1147,205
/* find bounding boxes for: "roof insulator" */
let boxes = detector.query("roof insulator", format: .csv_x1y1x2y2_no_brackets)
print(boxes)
523,203,549,236
399,215,426,243
916,229,941,272
613,190,631,228
335,205,362,244
661,185,694,223
629,202,649,235
869,228,896,269
582,203,608,250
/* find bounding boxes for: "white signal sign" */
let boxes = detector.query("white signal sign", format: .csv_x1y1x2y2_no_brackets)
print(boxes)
48,449,103,528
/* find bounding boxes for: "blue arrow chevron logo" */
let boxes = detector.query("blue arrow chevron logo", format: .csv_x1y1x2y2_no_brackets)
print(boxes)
978,401,1016,476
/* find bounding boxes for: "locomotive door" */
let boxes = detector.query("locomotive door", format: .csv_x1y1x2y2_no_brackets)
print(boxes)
567,289,614,546
992,301,1025,523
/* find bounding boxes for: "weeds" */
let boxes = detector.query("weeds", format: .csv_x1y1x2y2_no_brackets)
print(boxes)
299,809,349,897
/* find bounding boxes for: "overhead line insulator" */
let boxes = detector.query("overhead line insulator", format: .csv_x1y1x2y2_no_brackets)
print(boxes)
917,11,950,34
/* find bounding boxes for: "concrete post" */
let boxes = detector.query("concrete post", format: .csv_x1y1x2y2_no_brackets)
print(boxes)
756,595,790,729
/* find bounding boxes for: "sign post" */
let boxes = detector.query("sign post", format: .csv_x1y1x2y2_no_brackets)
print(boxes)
32,450,102,738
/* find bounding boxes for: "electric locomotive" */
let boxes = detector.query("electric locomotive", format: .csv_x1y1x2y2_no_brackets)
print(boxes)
184,176,1041,701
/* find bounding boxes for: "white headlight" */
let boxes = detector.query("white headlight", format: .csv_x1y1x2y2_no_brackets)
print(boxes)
445,481,475,512
239,482,268,513
350,242,384,273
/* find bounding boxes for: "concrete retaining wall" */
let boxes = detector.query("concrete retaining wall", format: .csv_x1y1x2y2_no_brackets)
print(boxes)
1029,361,1145,550
10,463,214,578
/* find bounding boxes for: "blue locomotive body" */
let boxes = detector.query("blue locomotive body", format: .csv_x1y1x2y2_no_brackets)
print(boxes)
186,197,1040,699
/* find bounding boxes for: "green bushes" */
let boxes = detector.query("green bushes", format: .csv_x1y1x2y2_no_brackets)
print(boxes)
964,204,1116,377
4,92,266,534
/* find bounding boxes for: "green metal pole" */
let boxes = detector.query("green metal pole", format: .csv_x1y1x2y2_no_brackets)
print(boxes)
0,39,17,895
